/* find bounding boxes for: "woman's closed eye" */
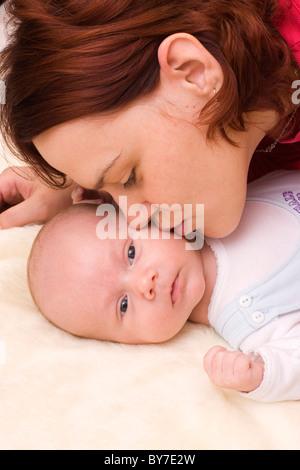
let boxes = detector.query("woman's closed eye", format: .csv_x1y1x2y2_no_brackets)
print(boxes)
124,169,136,189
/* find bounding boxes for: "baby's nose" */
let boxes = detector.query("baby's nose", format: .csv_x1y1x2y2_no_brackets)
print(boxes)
138,268,158,300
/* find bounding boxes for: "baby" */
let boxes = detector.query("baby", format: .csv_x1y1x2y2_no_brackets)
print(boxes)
28,171,300,403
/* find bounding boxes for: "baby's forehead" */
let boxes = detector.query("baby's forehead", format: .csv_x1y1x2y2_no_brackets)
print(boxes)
31,205,99,260
51,204,116,240
38,205,151,269
54,205,128,251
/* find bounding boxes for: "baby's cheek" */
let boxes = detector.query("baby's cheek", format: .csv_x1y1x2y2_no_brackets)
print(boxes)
139,310,175,343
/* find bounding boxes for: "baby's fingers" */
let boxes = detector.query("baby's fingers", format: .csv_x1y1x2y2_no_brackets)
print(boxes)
203,345,228,377
232,352,252,376
204,346,264,392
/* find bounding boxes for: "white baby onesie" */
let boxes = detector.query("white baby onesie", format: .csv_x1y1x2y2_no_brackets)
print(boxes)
207,170,300,402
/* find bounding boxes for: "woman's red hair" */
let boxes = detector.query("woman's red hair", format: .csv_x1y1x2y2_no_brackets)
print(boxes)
0,0,299,186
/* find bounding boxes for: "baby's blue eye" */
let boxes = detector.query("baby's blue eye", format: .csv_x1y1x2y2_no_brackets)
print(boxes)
128,244,135,264
120,297,128,315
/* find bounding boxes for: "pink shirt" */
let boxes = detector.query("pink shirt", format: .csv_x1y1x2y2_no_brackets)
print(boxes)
249,0,300,182
276,0,300,66
275,0,300,144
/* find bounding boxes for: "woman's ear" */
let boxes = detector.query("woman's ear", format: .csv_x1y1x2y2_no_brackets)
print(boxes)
157,33,223,108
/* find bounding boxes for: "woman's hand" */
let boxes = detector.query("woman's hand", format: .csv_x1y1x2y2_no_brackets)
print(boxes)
71,185,116,207
0,166,74,229
71,185,105,205
203,345,265,393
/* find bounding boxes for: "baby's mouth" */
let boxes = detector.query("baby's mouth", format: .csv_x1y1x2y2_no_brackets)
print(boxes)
171,272,182,305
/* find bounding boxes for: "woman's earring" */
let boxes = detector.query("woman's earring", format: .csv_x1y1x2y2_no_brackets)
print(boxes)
213,88,218,103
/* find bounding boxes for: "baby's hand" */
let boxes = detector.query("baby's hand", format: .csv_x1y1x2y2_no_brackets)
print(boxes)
203,346,264,393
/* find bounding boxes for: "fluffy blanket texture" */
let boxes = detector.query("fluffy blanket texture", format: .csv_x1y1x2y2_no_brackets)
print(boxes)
0,7,300,450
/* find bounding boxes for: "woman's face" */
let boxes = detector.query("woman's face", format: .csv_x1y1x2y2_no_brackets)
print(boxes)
34,93,250,238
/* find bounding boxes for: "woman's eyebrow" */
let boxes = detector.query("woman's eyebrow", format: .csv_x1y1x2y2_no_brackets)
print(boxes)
93,153,122,190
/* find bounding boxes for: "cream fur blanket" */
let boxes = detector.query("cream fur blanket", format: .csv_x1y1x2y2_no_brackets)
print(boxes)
1,7,300,450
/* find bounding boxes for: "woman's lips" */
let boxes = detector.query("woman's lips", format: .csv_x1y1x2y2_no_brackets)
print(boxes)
151,209,196,236
171,272,182,305
173,219,195,236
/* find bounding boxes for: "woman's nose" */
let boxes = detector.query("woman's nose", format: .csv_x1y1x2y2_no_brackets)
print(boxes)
116,196,154,230
137,268,158,300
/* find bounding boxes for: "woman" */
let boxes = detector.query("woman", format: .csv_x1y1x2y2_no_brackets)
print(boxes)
0,0,299,237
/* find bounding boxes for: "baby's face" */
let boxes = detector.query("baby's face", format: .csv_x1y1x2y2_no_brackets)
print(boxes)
33,206,206,344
